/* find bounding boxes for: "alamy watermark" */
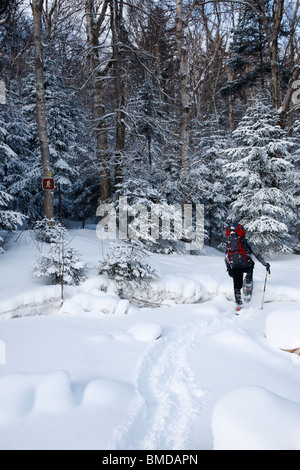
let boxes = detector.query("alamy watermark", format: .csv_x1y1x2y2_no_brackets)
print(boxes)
0,80,6,105
292,80,300,105
0,341,6,365
96,197,204,251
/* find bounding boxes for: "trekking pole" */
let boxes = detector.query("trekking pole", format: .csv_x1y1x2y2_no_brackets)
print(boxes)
261,269,270,310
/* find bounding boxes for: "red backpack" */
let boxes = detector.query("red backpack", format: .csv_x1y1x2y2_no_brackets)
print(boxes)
226,223,250,268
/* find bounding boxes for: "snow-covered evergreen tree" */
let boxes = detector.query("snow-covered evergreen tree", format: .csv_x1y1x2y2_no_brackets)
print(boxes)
22,56,89,222
0,87,26,252
45,56,89,220
33,219,86,285
224,92,296,254
113,81,185,254
0,189,24,253
191,120,231,248
287,119,300,252
127,81,176,168
21,68,46,219
2,86,38,219
223,4,269,98
99,240,160,296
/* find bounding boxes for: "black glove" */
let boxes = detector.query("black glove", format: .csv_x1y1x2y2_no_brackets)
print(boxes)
226,264,233,278
265,263,271,274
225,259,233,278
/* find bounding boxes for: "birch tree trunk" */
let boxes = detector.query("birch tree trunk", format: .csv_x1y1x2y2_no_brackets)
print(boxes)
278,0,300,128
110,0,125,189
176,0,190,178
257,0,284,110
85,0,111,202
31,0,54,220
279,65,300,129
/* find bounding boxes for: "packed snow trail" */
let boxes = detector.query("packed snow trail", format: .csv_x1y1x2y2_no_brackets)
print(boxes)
114,321,202,450
114,302,258,450
1,231,300,450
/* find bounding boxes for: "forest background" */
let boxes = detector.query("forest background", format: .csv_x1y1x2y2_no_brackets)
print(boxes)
1,0,300,257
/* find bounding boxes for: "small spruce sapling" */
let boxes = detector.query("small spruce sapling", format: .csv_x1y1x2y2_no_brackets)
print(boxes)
99,240,160,298
33,220,86,302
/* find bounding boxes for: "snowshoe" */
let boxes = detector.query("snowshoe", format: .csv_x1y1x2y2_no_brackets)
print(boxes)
243,280,253,303
234,288,243,315
235,304,243,315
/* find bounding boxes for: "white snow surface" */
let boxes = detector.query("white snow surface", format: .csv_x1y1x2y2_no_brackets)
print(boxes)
0,229,299,450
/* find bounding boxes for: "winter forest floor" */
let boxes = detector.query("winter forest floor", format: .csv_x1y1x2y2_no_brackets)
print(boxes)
0,228,300,450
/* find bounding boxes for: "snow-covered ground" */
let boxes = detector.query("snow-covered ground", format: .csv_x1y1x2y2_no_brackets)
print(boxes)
0,228,299,450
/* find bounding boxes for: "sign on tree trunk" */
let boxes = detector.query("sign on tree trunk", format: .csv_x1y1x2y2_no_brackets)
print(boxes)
43,178,55,191
31,0,54,221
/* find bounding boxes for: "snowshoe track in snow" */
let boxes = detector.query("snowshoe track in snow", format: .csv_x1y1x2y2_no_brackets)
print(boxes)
114,304,262,450
115,323,205,450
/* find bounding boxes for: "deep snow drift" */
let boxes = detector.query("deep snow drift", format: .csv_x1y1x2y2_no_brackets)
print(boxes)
0,228,299,450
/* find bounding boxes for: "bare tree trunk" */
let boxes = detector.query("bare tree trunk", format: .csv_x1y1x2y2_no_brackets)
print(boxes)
258,0,284,110
85,0,111,202
225,63,235,132
31,0,54,220
278,0,300,128
176,0,191,178
279,65,300,128
110,0,125,189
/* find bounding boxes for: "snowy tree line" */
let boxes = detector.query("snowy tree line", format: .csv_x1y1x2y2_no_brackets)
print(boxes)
0,0,300,256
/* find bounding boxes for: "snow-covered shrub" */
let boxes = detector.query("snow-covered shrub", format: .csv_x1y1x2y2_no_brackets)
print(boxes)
34,218,58,243
99,241,160,296
33,220,86,286
0,84,28,253
0,190,25,254
0,112,26,253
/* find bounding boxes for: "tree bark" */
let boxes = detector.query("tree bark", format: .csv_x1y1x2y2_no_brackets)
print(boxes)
176,0,191,178
110,0,125,189
225,63,235,132
257,0,284,110
279,65,300,129
85,0,111,202
31,0,54,220
278,0,300,128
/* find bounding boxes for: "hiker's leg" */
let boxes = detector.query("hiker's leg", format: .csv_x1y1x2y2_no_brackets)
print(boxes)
245,261,254,285
243,262,254,301
232,268,243,290
232,269,243,305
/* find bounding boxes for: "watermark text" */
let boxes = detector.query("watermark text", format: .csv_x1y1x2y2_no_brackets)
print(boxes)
0,80,6,105
292,80,300,105
0,340,6,365
96,197,204,251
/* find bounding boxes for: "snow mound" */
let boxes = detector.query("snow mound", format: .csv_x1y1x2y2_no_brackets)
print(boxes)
212,386,300,450
133,275,209,306
0,370,137,431
60,275,130,316
265,307,300,351
81,275,118,295
0,371,74,426
127,322,162,342
0,286,62,319
60,292,129,316
83,378,136,411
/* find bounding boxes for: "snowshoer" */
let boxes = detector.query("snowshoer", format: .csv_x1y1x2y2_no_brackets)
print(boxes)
225,223,271,311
